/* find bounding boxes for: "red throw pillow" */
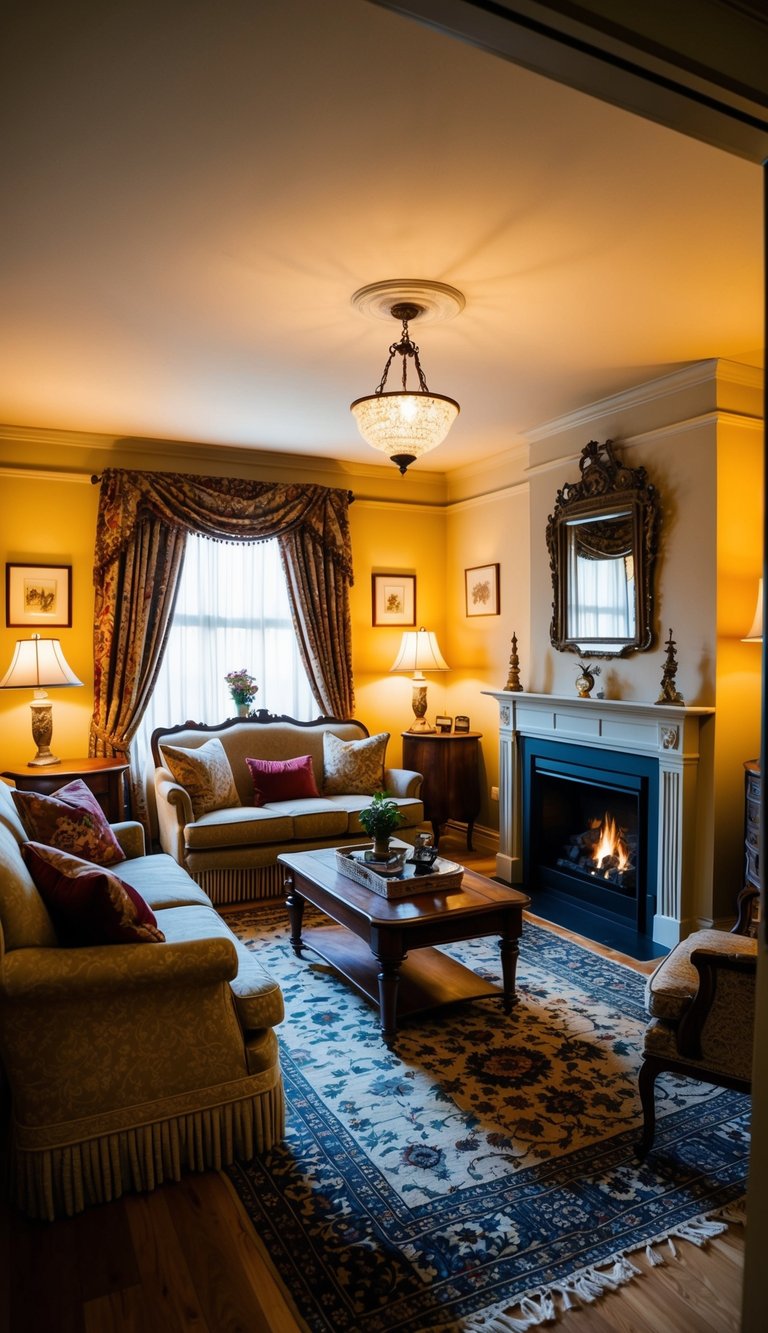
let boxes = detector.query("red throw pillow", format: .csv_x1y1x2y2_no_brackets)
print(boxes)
245,754,320,807
22,842,164,946
12,778,126,866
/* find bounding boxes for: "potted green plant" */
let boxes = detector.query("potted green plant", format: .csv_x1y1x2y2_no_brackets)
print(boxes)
358,791,406,858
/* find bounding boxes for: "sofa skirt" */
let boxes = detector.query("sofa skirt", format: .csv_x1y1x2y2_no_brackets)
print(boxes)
11,1067,285,1220
191,863,286,904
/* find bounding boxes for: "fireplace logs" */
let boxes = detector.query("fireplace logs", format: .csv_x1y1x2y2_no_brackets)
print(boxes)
557,812,637,889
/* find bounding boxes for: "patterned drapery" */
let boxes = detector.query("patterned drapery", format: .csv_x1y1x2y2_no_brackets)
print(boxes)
89,469,355,814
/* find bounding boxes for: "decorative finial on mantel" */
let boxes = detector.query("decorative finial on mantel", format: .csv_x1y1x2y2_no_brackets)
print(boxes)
655,628,685,705
504,632,523,692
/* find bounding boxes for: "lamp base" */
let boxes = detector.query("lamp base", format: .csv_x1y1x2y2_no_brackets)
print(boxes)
407,720,436,733
29,701,60,766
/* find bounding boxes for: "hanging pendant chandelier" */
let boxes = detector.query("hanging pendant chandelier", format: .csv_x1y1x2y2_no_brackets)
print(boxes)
350,282,462,474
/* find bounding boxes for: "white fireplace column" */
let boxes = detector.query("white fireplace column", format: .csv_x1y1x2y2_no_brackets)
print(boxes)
483,691,715,947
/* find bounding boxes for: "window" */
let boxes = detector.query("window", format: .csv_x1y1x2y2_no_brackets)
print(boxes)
135,535,315,779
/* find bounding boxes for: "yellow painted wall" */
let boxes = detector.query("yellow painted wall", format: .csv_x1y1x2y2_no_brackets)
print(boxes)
349,500,448,770
713,417,763,918
0,475,99,769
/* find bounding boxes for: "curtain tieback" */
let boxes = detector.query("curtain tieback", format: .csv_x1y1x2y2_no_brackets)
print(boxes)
90,724,130,753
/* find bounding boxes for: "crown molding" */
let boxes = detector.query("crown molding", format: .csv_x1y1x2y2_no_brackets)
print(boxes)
524,359,762,445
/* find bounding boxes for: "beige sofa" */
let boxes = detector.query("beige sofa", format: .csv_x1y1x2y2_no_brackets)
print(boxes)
0,779,285,1220
150,713,424,903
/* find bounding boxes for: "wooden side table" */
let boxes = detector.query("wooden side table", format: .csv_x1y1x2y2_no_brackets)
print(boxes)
1,759,129,823
402,731,482,850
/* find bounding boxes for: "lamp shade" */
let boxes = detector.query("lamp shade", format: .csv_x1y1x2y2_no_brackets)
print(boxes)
742,577,763,642
0,636,83,689
390,628,449,677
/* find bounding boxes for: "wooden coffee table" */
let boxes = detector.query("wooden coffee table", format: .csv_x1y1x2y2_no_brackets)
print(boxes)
278,846,530,1045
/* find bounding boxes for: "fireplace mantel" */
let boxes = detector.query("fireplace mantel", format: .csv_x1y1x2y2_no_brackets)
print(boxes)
483,691,715,946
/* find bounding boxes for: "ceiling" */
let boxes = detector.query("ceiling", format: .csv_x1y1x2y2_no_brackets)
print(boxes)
1,0,763,475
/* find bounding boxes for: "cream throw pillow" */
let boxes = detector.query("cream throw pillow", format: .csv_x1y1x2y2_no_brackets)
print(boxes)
161,738,241,819
323,731,389,796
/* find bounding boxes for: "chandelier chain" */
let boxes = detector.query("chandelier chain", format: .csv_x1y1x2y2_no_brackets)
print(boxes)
374,313,431,397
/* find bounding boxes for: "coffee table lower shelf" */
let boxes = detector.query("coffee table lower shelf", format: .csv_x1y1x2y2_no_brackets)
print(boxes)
300,924,502,1018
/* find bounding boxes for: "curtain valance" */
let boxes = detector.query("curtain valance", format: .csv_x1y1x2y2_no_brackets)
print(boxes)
93,469,354,579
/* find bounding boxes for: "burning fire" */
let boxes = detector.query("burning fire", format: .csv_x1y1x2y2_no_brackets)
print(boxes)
589,813,630,876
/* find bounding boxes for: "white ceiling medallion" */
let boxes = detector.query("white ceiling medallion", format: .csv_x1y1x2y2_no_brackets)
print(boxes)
351,279,465,324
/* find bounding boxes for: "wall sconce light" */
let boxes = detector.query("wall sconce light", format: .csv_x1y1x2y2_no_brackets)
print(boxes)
0,634,83,766
350,280,463,475
742,577,763,642
390,627,449,732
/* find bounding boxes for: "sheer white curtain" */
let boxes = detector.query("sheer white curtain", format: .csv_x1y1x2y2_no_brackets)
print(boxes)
570,552,635,640
134,534,316,786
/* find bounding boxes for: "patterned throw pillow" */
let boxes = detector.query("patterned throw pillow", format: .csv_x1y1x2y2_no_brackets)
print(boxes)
322,731,390,796
12,778,126,866
160,738,241,819
22,842,165,946
246,755,320,806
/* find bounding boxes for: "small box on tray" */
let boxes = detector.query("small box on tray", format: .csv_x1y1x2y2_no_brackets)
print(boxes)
335,841,464,899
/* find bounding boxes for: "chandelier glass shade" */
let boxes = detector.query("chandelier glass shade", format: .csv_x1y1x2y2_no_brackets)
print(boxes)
350,302,459,474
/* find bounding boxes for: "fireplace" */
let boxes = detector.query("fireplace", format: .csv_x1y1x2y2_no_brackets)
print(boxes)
522,738,658,936
484,691,715,947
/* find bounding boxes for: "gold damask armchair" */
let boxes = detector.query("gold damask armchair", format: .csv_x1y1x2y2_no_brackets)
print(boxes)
637,922,757,1156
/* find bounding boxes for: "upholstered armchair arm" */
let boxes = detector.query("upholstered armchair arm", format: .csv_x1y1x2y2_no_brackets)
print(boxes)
111,821,146,859
154,767,194,863
677,943,757,1062
384,767,423,798
1,935,238,1000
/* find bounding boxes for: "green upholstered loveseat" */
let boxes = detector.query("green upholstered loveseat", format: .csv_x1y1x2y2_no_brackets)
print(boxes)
150,713,424,904
0,779,285,1220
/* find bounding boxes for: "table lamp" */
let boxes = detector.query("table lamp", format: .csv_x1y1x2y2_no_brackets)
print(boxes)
0,634,83,766
390,627,449,732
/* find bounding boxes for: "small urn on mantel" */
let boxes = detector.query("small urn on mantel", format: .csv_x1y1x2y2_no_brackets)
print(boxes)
655,628,685,705
575,662,600,698
503,632,523,692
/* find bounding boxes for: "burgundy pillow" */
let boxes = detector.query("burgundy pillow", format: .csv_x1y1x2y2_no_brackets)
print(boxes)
245,754,320,807
12,778,126,866
22,842,164,946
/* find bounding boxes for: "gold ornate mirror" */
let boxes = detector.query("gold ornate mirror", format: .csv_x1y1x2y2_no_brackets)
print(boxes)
546,440,660,658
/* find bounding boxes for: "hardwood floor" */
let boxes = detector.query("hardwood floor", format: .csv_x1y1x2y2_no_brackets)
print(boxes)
0,831,745,1333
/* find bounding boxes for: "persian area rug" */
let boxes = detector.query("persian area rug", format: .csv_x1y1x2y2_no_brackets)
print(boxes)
224,904,749,1332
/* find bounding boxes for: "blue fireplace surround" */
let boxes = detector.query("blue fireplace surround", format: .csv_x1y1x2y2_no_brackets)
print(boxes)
520,736,665,959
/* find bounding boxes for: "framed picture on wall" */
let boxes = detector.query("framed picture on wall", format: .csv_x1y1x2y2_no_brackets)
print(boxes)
6,563,72,628
465,563,500,617
372,573,416,626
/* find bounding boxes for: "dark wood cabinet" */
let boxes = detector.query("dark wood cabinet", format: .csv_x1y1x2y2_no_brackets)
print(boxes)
733,759,760,936
1,759,129,823
402,731,482,850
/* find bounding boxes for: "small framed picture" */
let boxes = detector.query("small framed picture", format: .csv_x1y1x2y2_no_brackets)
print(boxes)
6,563,72,628
454,715,471,733
372,573,416,626
435,715,453,733
465,563,500,617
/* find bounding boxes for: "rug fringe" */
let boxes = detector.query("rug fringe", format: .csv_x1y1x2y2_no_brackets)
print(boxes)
462,1201,745,1331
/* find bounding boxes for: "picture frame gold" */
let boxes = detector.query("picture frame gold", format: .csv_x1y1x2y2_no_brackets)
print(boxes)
6,563,72,628
372,573,416,626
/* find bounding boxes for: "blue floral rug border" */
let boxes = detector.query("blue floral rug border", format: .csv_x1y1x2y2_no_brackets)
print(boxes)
227,912,749,1332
